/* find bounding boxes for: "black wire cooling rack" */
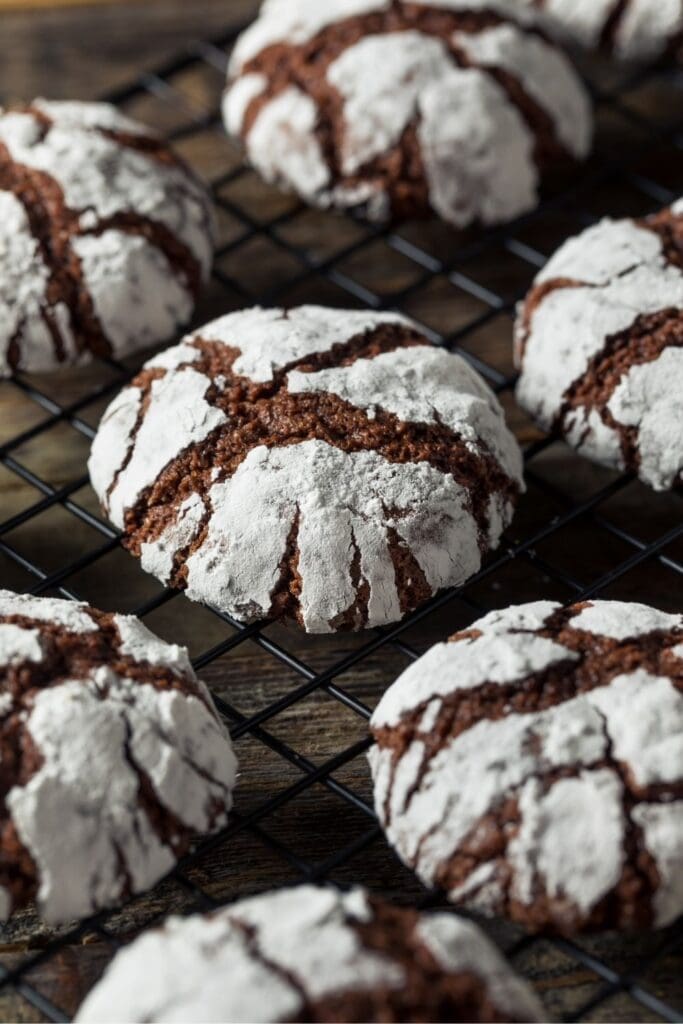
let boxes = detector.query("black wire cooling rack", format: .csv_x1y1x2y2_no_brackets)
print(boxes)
0,11,682,1023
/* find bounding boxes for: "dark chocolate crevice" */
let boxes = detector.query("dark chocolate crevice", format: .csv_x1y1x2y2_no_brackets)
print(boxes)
598,0,631,53
557,306,683,471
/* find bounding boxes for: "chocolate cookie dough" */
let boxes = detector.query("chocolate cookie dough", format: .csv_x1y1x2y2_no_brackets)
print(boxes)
88,306,524,633
0,99,214,376
224,0,592,228
0,589,237,924
76,885,545,1022
370,600,683,935
515,199,683,492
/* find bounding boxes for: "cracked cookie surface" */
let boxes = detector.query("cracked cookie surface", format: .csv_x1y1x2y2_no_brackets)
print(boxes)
223,0,592,228
515,198,683,492
0,99,214,376
88,306,524,634
369,599,683,934
517,0,683,63
75,884,545,1022
0,589,237,924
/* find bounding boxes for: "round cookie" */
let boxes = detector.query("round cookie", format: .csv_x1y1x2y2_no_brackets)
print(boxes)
76,885,545,1022
369,600,683,935
0,99,214,377
518,0,683,63
88,306,524,634
0,589,237,924
224,0,592,228
515,199,683,492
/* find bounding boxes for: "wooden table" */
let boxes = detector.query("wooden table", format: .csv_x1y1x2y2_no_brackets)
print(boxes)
0,2,682,1021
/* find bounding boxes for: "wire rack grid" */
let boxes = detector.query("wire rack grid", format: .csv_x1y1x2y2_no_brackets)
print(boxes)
0,11,682,1023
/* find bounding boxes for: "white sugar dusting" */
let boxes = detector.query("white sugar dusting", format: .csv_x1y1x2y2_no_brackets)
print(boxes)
76,884,544,1023
516,204,683,491
287,344,524,482
453,23,591,158
0,101,214,375
226,7,591,229
195,305,412,383
0,590,96,633
185,440,481,633
7,668,236,923
370,599,683,927
523,0,683,61
571,601,682,639
245,87,332,203
105,368,226,530
0,591,237,926
91,307,521,634
0,624,44,668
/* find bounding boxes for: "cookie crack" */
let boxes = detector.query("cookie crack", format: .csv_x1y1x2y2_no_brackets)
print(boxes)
231,917,315,1017
0,142,111,359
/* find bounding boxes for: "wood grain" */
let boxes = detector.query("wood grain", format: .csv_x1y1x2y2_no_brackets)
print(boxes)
0,2,682,1021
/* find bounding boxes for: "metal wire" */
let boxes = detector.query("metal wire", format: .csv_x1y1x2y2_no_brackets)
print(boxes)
1,16,682,1023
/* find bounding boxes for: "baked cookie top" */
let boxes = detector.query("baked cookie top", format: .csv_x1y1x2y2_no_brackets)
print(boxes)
0,99,214,376
370,600,683,934
88,306,524,634
515,199,683,492
75,885,545,1023
518,0,683,63
224,0,592,227
0,589,237,924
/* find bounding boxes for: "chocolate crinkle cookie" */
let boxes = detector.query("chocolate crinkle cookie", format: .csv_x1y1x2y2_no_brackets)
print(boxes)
88,306,524,634
518,0,683,63
223,0,592,228
0,589,237,924
369,600,683,935
75,885,545,1023
515,198,683,492
0,99,214,377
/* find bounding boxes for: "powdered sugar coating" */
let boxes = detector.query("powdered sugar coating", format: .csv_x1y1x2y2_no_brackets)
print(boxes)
90,306,523,634
0,100,214,376
0,590,237,925
225,2,591,229
103,367,227,530
517,0,683,62
72,232,194,356
76,885,545,1023
453,23,591,157
370,599,683,931
199,306,412,383
287,345,522,474
0,625,43,667
0,590,97,632
570,599,682,639
515,204,683,491
184,440,480,632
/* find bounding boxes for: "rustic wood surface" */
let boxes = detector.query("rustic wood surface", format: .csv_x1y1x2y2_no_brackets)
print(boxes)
0,1,682,1021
